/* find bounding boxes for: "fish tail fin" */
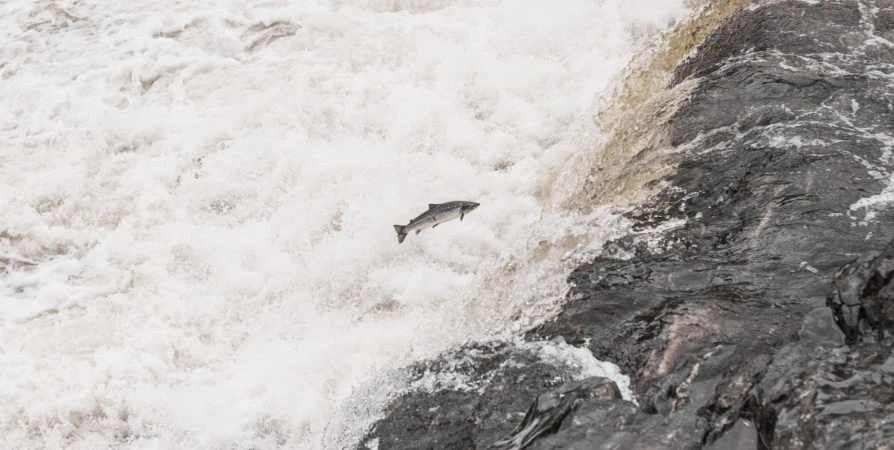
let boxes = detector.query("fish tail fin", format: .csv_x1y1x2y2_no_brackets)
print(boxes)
393,225,407,244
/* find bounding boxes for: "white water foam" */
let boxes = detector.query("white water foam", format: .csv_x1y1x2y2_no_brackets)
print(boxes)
0,1,691,448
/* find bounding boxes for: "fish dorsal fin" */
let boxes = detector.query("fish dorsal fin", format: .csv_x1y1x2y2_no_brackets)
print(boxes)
428,203,439,210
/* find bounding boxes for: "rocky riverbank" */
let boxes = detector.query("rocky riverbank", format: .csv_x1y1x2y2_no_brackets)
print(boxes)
360,1,894,448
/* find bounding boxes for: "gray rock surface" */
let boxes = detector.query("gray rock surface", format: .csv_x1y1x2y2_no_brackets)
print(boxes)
359,341,595,450
752,242,894,449
493,377,622,450
362,1,894,449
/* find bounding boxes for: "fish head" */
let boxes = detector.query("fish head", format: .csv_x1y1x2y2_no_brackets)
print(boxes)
461,202,480,213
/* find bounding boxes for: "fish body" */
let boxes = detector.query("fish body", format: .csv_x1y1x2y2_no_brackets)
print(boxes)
393,201,480,244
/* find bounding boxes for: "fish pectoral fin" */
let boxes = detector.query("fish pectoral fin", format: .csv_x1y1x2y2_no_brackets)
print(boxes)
428,204,439,210
432,224,438,228
416,229,421,235
460,212,464,221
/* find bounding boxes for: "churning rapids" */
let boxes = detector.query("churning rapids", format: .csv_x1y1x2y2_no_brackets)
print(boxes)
1,1,694,448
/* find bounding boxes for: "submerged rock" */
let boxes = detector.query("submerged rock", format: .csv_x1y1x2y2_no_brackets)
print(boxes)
363,1,894,448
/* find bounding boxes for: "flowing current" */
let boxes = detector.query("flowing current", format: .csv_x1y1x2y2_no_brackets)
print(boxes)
1,1,692,448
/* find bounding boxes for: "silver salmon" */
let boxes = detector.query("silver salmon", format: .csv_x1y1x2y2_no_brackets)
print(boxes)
393,201,480,244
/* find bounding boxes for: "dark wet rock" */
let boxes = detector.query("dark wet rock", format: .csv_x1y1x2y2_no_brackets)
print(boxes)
533,0,894,446
798,307,847,350
359,341,592,450
705,419,757,450
492,377,621,450
751,333,894,449
827,240,894,344
750,244,894,449
363,1,894,449
526,397,706,450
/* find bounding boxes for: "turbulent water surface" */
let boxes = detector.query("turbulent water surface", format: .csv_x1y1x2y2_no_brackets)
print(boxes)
0,1,692,448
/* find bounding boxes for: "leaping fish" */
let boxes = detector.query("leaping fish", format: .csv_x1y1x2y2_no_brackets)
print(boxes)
393,201,480,244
